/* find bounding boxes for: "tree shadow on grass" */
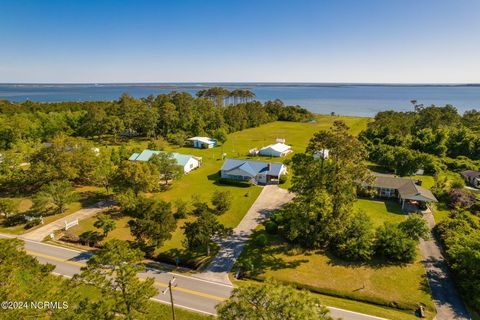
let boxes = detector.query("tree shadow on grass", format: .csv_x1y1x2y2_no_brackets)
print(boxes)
237,230,309,276
325,251,410,270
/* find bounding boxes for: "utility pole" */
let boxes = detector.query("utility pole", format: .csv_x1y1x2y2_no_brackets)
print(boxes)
162,276,176,320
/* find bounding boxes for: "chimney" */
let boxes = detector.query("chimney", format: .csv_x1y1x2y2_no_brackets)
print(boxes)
267,163,271,171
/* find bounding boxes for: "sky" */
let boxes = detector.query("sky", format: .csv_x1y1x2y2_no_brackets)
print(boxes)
1,0,480,83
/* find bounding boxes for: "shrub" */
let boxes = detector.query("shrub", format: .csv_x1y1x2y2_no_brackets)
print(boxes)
24,217,42,229
448,188,476,209
334,212,375,261
279,173,288,184
398,214,430,240
264,220,278,234
61,231,80,243
3,213,26,227
211,190,232,214
254,234,268,247
173,199,188,219
79,231,103,247
375,222,416,262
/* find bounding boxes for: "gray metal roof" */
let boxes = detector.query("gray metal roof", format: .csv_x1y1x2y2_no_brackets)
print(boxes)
221,158,285,176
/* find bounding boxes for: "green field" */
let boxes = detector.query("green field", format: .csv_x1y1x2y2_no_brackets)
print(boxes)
69,116,370,259
237,197,434,317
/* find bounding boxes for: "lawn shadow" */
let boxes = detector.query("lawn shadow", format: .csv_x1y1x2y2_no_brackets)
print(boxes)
237,230,309,276
325,251,409,270
384,200,406,216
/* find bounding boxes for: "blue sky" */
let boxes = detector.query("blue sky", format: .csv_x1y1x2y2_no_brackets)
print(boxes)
1,0,479,83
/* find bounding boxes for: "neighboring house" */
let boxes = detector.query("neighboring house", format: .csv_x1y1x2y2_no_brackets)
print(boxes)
187,137,217,149
129,149,201,173
220,158,287,185
313,149,329,159
362,172,438,210
460,170,480,188
259,142,292,157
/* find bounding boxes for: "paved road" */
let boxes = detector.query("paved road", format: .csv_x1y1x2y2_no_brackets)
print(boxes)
0,233,389,320
419,212,471,320
22,200,112,241
195,185,295,285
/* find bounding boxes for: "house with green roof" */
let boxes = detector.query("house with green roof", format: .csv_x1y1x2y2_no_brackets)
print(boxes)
129,149,202,173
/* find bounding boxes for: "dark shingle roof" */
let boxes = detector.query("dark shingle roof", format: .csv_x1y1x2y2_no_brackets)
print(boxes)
461,170,480,179
369,172,437,202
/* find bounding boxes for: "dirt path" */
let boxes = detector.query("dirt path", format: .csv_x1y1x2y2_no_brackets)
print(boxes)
419,212,471,320
21,201,112,242
194,185,294,285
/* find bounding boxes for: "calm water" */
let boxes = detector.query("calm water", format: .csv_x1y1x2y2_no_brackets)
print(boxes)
1,83,480,117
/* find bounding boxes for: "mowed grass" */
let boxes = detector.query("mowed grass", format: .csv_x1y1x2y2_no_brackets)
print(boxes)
354,198,405,227
233,278,428,320
237,197,434,316
71,116,369,255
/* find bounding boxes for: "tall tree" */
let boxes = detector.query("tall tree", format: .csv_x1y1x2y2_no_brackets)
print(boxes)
112,161,159,196
73,239,158,319
183,209,231,256
128,197,177,252
93,213,116,237
217,281,333,320
150,152,183,186
284,121,372,247
32,180,78,214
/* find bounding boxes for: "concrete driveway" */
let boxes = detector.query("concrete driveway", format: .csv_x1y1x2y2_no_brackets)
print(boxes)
195,185,294,285
21,200,112,242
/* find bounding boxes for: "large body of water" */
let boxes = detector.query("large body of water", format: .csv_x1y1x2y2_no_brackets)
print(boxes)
1,83,480,117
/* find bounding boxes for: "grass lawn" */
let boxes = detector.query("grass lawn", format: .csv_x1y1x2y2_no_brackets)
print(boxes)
354,198,405,227
238,229,434,316
70,116,368,260
236,197,434,316
233,278,430,320
0,186,108,235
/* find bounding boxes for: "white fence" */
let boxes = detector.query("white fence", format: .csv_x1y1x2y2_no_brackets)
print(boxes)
64,218,79,230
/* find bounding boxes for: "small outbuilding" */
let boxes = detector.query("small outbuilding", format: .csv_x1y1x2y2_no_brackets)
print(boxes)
259,142,292,157
129,149,201,173
187,137,217,149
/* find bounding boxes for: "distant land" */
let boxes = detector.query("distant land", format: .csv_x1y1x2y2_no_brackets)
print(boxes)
1,83,480,117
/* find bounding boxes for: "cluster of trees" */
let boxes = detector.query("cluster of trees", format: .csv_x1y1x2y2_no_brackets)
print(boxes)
265,121,428,262
360,105,480,175
0,90,313,150
1,237,335,320
437,211,480,310
0,237,160,319
217,280,334,320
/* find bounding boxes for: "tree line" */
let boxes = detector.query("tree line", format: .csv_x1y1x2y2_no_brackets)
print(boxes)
261,121,429,264
0,90,314,150
360,104,480,175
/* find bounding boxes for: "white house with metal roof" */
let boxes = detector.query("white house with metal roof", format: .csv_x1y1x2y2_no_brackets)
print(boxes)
220,158,287,185
259,142,292,157
129,149,201,173
187,137,217,149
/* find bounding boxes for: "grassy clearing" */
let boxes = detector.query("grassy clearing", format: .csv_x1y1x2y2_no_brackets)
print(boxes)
70,117,368,258
0,186,107,235
354,198,405,227
239,229,434,315
233,278,429,320
237,197,434,316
